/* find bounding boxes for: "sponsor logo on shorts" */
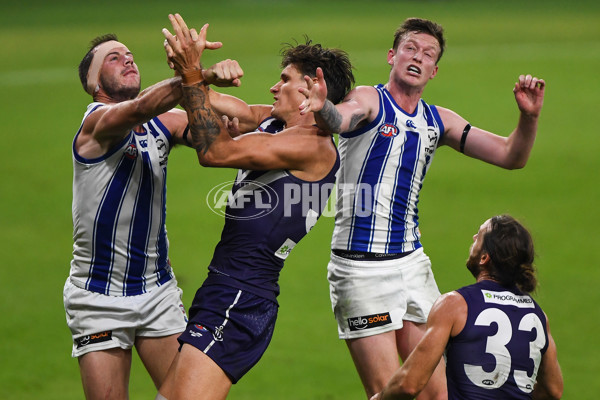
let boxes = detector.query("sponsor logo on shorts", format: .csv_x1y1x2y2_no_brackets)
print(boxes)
213,325,224,342
189,324,208,338
347,312,392,331
75,330,112,348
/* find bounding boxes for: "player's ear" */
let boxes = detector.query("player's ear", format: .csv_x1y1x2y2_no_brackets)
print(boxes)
387,49,395,66
480,252,490,266
429,65,439,80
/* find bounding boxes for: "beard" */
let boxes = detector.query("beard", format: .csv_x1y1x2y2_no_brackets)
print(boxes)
100,74,140,102
466,251,481,279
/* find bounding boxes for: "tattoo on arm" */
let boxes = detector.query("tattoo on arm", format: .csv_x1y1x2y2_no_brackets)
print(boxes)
182,83,222,154
348,112,366,131
318,100,365,133
318,100,343,132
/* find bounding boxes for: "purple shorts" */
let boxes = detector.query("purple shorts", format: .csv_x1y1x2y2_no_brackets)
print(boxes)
178,283,278,383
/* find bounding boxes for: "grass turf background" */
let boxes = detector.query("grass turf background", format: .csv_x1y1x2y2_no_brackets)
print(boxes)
1,0,598,398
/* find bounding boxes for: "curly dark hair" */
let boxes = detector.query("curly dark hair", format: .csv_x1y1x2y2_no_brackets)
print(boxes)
280,38,354,105
78,33,119,93
483,215,537,293
392,18,445,63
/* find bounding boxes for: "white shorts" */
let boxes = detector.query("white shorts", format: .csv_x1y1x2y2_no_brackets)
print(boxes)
327,248,441,339
63,277,187,358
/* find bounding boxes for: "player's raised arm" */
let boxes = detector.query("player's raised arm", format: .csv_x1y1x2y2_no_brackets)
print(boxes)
163,13,329,172
438,74,545,170
202,58,272,134
299,66,366,134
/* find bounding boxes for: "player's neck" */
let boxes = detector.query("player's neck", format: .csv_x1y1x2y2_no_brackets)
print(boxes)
385,81,423,114
284,112,316,128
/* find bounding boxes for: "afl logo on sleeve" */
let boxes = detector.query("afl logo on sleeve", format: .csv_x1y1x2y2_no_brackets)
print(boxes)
378,123,399,138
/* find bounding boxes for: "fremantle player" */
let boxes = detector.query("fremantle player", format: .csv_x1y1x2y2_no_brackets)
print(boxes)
299,17,546,398
64,33,227,399
371,215,563,399
156,14,355,399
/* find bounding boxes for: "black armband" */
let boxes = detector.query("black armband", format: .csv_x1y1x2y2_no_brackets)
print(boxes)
459,123,471,154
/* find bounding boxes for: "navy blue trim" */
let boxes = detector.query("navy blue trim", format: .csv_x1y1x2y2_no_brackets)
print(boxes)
340,85,384,139
429,105,445,141
381,85,419,118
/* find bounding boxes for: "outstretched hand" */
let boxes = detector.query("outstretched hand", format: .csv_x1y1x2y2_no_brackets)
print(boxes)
513,74,545,118
162,13,222,78
298,67,328,115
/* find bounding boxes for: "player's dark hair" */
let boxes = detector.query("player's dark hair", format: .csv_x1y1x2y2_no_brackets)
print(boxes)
280,37,354,105
483,215,537,293
78,33,119,92
393,18,445,63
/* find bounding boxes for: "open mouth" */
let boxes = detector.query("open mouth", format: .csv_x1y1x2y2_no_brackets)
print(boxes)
408,65,421,75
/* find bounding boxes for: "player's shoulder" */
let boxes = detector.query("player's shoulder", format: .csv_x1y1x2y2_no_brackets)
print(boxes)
353,84,379,96
432,290,467,314
156,108,187,131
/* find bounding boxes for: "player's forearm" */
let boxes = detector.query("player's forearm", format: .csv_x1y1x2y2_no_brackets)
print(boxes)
504,113,539,169
181,81,224,157
135,77,183,120
379,374,422,400
315,100,343,133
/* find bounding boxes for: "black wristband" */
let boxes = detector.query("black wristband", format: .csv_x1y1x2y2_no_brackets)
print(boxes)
460,123,471,154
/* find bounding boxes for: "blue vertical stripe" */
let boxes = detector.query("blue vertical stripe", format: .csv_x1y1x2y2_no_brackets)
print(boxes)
155,165,171,286
86,137,136,294
148,119,171,288
388,130,420,251
123,148,154,295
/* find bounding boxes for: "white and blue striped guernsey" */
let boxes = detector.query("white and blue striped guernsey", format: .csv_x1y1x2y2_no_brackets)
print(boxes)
70,103,175,296
331,84,445,254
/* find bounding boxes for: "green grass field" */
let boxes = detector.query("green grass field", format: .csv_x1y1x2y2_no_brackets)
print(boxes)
1,0,599,398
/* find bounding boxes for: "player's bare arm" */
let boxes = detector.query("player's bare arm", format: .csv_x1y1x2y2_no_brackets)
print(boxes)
77,77,184,158
206,89,272,134
164,14,334,177
375,292,466,400
202,59,272,133
532,315,563,400
299,69,374,133
183,81,332,174
438,74,545,169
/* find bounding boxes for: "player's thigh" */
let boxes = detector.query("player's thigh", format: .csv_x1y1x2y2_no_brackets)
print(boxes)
159,344,232,400
78,347,132,400
395,320,427,361
135,333,181,389
346,331,401,395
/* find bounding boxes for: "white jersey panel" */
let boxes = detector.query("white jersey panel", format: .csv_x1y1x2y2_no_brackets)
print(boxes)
331,85,444,253
70,103,175,296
